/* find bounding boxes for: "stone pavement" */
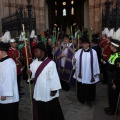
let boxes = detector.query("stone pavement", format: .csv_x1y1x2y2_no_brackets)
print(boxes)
19,80,120,120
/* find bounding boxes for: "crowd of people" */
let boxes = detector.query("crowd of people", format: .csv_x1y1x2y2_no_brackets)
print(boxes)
0,27,120,120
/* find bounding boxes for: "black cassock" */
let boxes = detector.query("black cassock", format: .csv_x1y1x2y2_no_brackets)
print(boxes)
34,97,64,120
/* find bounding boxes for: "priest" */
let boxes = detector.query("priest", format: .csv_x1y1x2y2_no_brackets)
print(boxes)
54,34,74,91
72,35,100,106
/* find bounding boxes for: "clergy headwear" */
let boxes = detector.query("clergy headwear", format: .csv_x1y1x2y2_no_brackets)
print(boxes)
0,42,10,51
112,32,116,39
34,42,47,52
112,28,120,41
19,32,26,41
63,34,69,39
108,28,114,38
0,31,10,51
30,30,36,38
81,35,90,43
0,31,11,43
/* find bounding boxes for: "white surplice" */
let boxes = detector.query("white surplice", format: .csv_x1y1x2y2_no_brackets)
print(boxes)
61,43,72,67
30,58,61,102
0,58,19,104
72,49,100,84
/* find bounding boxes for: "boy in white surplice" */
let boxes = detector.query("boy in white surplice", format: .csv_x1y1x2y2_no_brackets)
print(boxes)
28,42,64,120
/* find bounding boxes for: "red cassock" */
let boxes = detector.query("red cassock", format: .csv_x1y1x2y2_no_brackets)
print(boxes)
99,38,111,61
8,47,21,75
22,46,32,66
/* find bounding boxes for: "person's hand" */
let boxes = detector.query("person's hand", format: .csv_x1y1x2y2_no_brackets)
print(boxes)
112,84,116,89
94,74,98,77
101,59,106,64
73,57,76,65
103,61,106,64
50,91,57,97
27,69,31,75
60,54,66,58
21,66,25,71
1,96,6,101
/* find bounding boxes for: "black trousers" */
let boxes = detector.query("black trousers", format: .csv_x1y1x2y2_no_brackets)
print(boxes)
108,85,119,111
101,63,108,83
60,80,70,91
22,66,28,80
77,81,96,103
107,70,119,111
0,102,19,120
17,75,21,94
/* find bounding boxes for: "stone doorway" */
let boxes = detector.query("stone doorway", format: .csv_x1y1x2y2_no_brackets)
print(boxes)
46,0,86,32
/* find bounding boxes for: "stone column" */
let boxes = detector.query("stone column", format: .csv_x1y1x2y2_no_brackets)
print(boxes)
33,0,40,34
89,0,95,32
45,2,49,30
9,0,16,14
94,0,101,33
3,0,9,17
16,0,22,5
14,0,22,10
84,0,89,28
89,0,107,33
39,0,45,33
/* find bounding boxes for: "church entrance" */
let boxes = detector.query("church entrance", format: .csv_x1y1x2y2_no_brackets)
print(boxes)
46,0,85,33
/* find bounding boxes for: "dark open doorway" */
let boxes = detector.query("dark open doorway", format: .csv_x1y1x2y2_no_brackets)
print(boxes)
47,0,85,32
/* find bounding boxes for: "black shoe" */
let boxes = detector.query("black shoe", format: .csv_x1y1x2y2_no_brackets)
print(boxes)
87,101,92,106
79,100,85,104
104,107,111,111
102,81,107,84
105,110,118,115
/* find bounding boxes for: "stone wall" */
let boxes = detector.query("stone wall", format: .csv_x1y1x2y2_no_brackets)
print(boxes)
0,0,45,36
89,0,117,33
0,0,115,36
89,0,106,33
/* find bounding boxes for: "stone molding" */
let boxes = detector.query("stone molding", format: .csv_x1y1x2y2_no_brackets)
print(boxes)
89,3,104,9
3,2,44,11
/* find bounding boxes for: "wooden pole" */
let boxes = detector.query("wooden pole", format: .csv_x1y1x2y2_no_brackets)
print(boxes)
71,26,78,97
22,24,33,120
78,34,80,50
114,92,120,120
71,26,75,52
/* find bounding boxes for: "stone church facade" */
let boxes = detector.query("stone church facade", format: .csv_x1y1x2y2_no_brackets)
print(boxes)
0,0,116,36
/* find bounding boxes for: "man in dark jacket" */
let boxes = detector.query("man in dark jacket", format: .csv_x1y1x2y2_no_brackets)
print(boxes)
104,39,120,115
